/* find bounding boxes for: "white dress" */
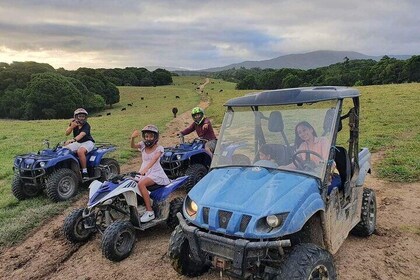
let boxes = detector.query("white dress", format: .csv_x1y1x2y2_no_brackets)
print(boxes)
137,142,171,185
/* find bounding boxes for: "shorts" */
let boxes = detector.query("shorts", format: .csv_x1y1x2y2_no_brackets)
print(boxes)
205,139,217,153
66,141,95,153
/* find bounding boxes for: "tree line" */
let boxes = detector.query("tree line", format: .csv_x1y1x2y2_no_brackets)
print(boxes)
0,62,173,120
211,55,420,90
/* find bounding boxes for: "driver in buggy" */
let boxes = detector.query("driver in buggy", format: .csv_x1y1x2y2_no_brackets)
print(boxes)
179,107,217,155
281,121,341,193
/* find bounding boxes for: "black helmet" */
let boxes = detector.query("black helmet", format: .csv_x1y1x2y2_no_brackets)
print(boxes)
141,124,159,147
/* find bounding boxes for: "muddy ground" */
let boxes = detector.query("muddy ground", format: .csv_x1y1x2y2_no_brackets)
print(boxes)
1,80,419,279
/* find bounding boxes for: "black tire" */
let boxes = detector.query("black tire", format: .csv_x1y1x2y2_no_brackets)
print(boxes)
168,225,209,277
45,168,79,202
11,174,41,200
167,197,184,230
351,188,377,236
184,163,207,192
101,221,136,262
275,243,336,279
63,208,94,243
100,158,121,181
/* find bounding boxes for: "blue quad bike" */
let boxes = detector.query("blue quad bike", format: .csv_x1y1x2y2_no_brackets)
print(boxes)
12,140,120,202
160,135,247,192
63,172,189,262
160,135,212,192
169,87,377,279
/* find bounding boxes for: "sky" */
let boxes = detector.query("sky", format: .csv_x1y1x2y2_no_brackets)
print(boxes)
0,0,419,70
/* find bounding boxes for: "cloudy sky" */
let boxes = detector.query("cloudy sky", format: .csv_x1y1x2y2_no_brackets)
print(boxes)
0,0,418,70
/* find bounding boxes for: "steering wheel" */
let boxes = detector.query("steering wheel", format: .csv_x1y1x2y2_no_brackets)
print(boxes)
291,150,324,171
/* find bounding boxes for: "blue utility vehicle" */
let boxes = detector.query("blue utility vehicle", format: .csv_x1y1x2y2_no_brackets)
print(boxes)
169,87,376,279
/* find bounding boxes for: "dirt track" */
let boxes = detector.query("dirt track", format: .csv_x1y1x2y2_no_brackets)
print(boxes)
1,79,419,280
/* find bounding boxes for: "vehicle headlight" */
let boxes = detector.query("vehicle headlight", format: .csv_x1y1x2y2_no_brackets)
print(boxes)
176,154,182,160
39,161,46,168
14,158,22,166
266,215,280,227
185,196,198,218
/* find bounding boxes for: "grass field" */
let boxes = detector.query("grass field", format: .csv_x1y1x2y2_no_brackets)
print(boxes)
0,78,419,248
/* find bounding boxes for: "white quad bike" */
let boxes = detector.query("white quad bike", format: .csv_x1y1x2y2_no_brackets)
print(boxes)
63,172,188,261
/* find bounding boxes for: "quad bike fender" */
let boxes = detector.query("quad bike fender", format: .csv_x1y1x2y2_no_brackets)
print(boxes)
43,153,79,169
356,147,371,186
86,146,117,166
281,192,325,234
88,180,102,197
88,179,139,208
150,176,189,201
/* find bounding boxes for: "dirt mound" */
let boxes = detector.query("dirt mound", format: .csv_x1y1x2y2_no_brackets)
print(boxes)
1,79,419,280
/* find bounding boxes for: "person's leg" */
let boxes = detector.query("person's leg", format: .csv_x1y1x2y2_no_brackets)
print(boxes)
138,177,156,222
137,177,155,211
77,147,88,169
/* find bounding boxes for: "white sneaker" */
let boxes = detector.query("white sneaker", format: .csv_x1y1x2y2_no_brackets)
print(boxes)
140,211,155,223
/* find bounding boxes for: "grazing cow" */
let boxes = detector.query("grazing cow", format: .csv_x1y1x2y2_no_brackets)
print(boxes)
107,113,111,116
121,108,126,111
175,95,180,99
145,105,148,108
127,103,133,106
219,89,223,92
172,107,178,118
141,97,144,100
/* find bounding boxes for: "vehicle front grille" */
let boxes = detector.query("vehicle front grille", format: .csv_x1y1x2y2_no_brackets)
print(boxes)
218,210,232,229
239,215,252,232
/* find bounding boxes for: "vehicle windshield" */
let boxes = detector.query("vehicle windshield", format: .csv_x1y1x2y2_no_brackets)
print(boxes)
212,100,340,179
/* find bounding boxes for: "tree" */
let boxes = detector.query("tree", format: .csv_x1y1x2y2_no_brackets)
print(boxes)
25,72,83,119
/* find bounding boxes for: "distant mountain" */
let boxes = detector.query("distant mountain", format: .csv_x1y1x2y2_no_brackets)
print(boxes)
145,66,189,72
198,50,412,72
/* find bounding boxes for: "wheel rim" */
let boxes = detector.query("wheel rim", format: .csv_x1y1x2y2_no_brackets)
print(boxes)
115,230,134,254
75,217,90,238
309,264,329,280
58,176,76,198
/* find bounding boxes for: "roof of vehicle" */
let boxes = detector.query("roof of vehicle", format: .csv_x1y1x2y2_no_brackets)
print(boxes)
224,86,360,107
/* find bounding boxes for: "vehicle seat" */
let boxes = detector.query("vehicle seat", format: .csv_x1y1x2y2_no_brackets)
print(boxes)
334,146,350,190
323,108,342,136
261,144,289,166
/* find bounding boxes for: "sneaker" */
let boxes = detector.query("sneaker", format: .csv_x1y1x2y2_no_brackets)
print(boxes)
82,172,89,179
140,211,155,223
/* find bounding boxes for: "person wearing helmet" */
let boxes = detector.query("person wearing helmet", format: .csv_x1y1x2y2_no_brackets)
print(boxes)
65,108,95,178
179,107,217,155
130,124,170,223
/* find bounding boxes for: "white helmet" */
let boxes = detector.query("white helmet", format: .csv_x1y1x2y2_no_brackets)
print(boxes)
141,124,159,147
74,108,88,124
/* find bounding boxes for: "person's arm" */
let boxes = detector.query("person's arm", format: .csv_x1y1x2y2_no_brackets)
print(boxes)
130,130,141,149
139,148,163,175
180,122,195,136
65,119,78,136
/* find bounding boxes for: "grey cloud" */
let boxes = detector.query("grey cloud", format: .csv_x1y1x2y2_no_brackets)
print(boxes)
0,0,418,69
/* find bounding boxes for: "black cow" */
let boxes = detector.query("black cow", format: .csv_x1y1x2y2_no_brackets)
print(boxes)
172,107,178,118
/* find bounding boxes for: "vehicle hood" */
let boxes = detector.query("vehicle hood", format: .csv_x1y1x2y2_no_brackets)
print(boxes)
187,167,323,238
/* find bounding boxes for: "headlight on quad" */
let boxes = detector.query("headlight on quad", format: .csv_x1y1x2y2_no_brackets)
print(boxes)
266,215,280,227
39,161,46,168
257,213,289,232
176,154,182,160
185,196,198,218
